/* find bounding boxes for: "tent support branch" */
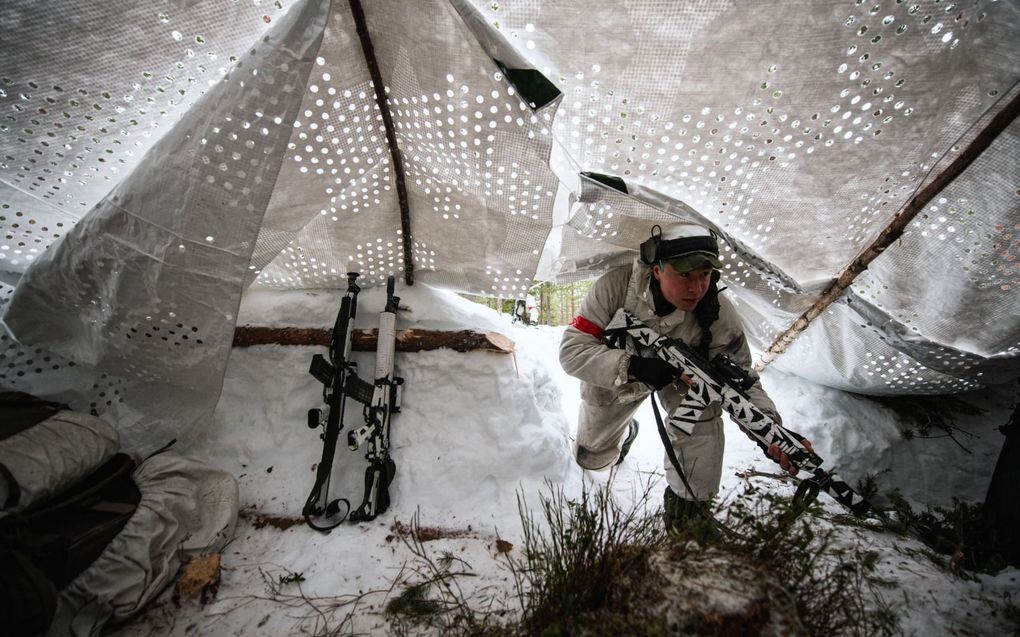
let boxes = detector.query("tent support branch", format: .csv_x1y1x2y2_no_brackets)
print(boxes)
348,0,414,285
755,87,1020,371
233,326,514,353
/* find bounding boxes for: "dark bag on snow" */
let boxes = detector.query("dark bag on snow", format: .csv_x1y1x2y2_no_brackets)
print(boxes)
1,392,137,636
0,392,238,637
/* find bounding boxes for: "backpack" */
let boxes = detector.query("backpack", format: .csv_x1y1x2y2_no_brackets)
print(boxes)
1,392,136,636
0,392,238,636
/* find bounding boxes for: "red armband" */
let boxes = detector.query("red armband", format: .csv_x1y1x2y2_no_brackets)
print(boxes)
569,315,604,340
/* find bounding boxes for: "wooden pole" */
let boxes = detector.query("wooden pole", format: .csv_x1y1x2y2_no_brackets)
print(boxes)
233,326,514,353
348,0,414,285
755,88,1020,371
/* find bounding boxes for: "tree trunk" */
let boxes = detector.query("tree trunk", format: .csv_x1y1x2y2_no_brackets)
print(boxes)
539,283,550,325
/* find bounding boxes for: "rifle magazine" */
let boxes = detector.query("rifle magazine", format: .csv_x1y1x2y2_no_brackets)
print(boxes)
344,375,375,405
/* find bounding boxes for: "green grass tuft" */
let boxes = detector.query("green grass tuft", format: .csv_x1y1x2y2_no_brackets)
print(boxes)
878,490,1010,576
385,479,901,636
511,480,669,636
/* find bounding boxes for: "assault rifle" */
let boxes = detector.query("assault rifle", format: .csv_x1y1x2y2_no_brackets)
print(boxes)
303,272,375,531
604,308,870,517
348,275,402,521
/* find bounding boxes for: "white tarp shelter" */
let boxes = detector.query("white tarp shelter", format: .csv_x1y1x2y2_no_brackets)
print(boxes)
0,0,1017,449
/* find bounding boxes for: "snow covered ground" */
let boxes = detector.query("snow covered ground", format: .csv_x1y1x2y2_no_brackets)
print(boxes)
114,282,1019,636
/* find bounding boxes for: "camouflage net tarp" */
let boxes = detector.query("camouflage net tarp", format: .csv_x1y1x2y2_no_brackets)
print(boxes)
0,0,1017,447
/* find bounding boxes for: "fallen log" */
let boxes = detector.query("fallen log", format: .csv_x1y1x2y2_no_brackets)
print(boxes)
232,326,515,354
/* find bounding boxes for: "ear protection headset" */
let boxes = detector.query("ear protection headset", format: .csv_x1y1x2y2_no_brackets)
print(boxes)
639,225,720,266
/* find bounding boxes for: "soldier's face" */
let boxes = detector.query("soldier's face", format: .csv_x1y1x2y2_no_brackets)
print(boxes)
652,263,714,312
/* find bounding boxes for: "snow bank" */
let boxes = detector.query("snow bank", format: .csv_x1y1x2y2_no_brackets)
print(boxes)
113,282,1017,636
186,283,574,535
759,368,1014,508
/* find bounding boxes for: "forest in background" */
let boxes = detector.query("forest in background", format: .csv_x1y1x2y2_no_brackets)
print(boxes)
462,280,595,326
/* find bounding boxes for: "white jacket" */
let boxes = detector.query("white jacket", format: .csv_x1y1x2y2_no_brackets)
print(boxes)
559,259,781,427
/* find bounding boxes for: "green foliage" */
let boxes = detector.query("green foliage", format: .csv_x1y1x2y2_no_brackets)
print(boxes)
460,294,519,316
384,481,901,636
385,581,446,622
854,472,886,502
879,490,1008,576
863,393,983,444
535,280,594,326
384,513,505,637
691,484,900,637
461,279,595,326
511,481,669,636
277,570,306,586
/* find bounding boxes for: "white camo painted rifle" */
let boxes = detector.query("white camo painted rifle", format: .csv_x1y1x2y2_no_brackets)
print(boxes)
604,308,870,516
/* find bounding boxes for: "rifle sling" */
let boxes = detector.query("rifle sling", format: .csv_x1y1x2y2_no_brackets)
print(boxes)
650,392,736,536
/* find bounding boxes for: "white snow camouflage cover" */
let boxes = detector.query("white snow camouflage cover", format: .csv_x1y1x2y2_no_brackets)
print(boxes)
0,0,1017,445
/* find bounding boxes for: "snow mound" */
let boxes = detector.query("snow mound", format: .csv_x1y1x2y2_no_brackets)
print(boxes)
187,282,573,533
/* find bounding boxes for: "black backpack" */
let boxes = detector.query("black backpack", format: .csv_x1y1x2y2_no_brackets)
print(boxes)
0,392,140,637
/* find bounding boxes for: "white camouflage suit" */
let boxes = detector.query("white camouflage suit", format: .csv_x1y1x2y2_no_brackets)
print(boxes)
559,258,782,501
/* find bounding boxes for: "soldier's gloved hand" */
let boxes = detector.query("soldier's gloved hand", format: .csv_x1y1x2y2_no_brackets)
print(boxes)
628,356,678,390
759,427,813,475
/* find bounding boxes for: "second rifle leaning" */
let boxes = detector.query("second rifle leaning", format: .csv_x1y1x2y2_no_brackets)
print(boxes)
303,273,403,531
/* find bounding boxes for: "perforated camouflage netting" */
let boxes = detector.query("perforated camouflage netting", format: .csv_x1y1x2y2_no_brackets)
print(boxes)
0,0,1017,448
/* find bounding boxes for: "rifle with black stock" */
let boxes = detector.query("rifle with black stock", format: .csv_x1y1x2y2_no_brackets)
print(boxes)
303,272,374,531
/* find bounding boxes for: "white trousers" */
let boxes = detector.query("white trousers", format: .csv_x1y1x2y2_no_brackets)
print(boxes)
574,398,725,500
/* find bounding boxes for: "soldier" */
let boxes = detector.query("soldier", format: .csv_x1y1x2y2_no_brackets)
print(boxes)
559,224,811,525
